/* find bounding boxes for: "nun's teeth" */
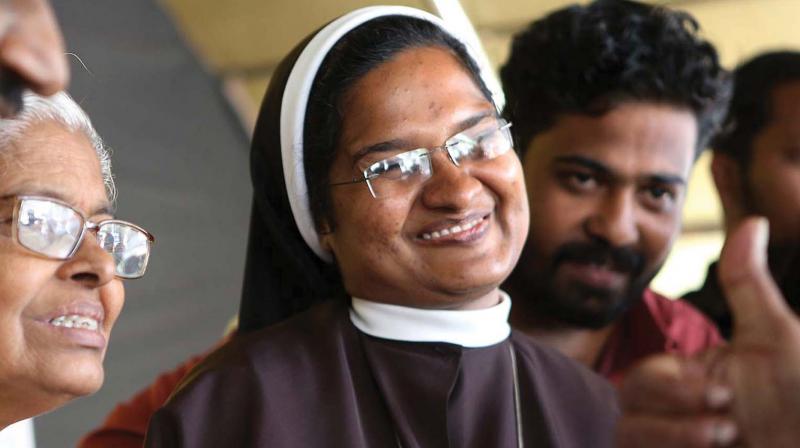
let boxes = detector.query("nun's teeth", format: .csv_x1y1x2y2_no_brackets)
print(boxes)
421,217,484,241
49,315,99,331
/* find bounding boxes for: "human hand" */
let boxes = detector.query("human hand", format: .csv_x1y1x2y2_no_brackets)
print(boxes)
617,217,800,448
0,0,68,117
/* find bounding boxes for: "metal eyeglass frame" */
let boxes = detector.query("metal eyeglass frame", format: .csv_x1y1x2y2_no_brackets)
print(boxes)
8,195,155,279
330,120,513,198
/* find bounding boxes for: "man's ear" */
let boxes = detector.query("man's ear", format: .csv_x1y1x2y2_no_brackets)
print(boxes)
711,152,748,224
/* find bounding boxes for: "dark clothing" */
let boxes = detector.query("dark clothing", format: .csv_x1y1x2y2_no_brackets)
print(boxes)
597,289,723,382
146,301,619,448
683,263,734,339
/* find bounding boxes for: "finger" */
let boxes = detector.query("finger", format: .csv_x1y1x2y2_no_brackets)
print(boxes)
616,415,739,448
620,355,718,413
0,0,68,96
718,217,792,339
0,6,14,39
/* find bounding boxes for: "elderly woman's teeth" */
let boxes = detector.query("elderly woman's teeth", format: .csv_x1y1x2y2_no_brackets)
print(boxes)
422,217,482,240
49,315,99,331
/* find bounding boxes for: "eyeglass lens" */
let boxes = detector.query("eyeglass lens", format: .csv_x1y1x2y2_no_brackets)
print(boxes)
96,222,150,278
362,122,512,198
18,198,83,258
17,198,151,278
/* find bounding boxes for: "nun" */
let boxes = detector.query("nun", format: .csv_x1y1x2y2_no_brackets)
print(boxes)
145,6,618,447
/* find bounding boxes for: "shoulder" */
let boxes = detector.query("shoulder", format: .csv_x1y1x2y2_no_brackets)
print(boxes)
146,301,351,447
511,331,618,446
512,330,616,401
645,289,703,315
178,299,349,391
642,289,722,352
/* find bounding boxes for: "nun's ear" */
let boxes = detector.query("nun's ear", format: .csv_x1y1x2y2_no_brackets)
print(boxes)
318,219,336,252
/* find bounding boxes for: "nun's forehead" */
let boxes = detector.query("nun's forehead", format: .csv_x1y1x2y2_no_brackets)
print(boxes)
335,46,494,151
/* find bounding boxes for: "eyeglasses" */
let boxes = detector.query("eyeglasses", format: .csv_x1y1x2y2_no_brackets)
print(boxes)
331,119,514,198
4,196,155,279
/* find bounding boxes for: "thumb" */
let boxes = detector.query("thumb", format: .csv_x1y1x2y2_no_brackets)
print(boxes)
718,217,792,340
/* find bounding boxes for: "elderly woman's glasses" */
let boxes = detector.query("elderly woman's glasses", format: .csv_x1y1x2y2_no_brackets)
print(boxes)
331,120,514,198
6,196,154,279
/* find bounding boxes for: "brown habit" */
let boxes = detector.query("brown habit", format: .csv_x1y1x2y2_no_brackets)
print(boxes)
145,301,618,447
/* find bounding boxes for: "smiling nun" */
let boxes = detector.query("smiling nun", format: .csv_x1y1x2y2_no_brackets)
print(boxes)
145,6,618,447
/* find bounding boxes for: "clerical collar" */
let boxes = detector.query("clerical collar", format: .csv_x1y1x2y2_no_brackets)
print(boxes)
349,291,511,348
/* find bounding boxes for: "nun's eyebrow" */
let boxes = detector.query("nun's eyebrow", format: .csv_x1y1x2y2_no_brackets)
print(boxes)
350,110,497,166
456,110,496,133
351,139,410,165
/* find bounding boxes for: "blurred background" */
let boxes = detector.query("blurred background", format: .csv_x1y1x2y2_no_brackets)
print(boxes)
31,0,800,445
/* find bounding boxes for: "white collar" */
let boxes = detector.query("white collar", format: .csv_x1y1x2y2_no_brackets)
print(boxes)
0,419,35,448
349,291,511,348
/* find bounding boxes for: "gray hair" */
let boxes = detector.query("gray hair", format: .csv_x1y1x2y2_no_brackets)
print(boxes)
0,91,116,202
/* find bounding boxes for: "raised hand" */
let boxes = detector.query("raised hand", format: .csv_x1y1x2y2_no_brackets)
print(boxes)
0,0,68,116
711,217,800,447
617,217,800,448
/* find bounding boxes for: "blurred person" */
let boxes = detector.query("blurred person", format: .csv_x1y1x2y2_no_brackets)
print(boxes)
685,51,800,339
144,6,618,447
0,92,154,429
79,340,227,447
0,0,68,117
617,217,800,448
501,0,731,383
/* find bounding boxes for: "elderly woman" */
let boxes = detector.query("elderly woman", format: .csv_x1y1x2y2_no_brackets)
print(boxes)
0,92,153,431
145,7,618,447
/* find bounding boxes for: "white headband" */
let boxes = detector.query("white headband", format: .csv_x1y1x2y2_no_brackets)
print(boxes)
280,5,501,262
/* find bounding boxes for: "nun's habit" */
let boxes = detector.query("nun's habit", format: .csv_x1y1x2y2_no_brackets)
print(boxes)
145,7,618,448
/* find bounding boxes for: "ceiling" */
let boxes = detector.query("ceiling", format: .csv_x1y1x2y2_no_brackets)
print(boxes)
155,0,799,235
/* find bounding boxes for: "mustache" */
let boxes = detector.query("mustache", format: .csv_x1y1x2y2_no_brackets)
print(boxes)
552,240,645,275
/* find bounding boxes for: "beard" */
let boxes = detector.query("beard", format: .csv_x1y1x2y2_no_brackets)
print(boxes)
511,239,656,330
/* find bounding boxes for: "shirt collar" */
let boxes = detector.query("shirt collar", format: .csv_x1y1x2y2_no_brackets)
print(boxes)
349,291,511,348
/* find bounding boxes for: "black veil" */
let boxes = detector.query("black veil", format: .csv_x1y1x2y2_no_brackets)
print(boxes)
238,33,344,333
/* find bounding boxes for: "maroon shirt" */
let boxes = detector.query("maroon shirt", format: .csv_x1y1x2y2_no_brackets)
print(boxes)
595,289,722,384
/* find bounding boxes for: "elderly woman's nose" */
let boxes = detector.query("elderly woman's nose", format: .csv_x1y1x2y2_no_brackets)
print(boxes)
421,155,482,210
55,236,116,287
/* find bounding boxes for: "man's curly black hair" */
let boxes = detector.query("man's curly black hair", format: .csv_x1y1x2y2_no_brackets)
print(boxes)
500,0,731,157
711,51,800,165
